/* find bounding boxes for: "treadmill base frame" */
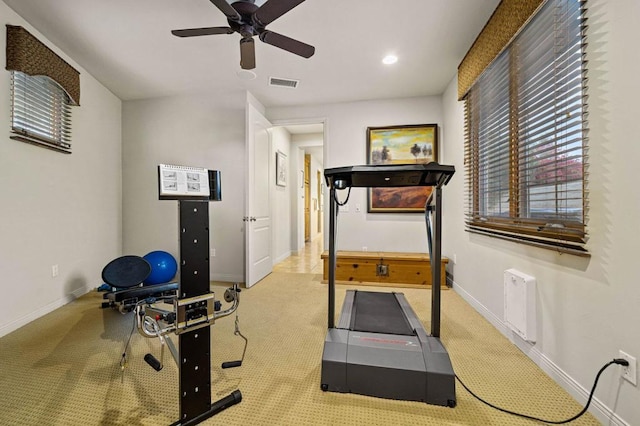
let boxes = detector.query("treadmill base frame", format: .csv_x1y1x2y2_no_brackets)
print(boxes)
320,290,456,407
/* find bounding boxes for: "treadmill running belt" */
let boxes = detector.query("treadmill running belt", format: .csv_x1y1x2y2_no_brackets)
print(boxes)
350,291,415,336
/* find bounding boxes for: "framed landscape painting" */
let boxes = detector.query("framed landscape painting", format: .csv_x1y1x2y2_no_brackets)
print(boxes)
366,124,438,213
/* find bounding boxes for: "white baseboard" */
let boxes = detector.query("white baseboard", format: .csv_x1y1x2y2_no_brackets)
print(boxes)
0,284,92,338
452,281,630,426
210,273,244,283
273,251,292,265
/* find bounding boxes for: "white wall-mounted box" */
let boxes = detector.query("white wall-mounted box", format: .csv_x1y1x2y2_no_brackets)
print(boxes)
504,269,537,342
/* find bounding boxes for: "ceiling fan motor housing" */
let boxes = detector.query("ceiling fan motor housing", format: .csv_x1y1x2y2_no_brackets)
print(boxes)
229,1,263,37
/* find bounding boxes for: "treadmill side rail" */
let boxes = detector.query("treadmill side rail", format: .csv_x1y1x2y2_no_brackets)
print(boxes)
424,337,457,407
321,328,349,392
336,291,355,329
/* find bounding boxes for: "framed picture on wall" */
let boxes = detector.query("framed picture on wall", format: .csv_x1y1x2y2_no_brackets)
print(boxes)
276,150,287,187
366,124,438,213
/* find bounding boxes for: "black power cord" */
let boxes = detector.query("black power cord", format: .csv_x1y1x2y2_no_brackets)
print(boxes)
333,186,352,206
456,358,629,424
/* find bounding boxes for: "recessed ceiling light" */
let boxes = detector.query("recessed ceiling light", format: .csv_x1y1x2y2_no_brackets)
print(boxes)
382,55,398,65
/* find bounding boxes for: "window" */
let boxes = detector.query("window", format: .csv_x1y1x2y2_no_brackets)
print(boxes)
10,71,73,153
5,25,80,154
464,0,588,255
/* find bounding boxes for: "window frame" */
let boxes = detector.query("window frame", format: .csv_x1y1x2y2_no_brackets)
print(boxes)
464,0,589,255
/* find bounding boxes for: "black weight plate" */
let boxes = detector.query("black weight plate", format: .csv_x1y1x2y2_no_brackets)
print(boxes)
101,255,151,288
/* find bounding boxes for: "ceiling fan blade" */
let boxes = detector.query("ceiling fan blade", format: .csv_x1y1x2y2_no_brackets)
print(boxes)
172,27,234,37
259,30,314,58
254,0,306,26
209,0,241,21
240,38,256,70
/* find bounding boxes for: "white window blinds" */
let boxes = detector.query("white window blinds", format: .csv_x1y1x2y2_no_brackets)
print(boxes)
10,71,73,153
465,0,588,255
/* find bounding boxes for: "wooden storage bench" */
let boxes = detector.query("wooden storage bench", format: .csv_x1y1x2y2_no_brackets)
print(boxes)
321,251,448,288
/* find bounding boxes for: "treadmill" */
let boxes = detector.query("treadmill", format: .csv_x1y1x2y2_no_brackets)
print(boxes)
320,163,456,408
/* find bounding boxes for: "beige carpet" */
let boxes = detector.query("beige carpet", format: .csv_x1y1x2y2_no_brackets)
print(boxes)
0,272,599,425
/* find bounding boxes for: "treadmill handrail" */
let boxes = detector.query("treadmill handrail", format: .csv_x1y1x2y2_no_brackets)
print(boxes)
324,162,454,338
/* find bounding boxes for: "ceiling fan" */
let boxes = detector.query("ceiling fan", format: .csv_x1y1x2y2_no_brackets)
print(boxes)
171,0,315,70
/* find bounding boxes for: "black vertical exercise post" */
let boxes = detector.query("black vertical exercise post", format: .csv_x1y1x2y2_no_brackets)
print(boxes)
178,200,211,423
158,165,241,426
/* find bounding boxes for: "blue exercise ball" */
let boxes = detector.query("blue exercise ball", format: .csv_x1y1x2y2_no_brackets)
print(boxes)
143,251,177,285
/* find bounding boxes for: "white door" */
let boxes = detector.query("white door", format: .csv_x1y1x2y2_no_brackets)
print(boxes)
245,103,272,287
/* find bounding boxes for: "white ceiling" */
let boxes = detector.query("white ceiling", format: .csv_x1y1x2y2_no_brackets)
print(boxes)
2,0,500,107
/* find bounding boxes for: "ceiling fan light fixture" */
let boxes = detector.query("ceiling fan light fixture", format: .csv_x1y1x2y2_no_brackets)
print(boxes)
382,54,398,65
237,69,257,80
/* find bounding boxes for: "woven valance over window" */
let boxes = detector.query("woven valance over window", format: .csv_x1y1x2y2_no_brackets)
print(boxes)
457,0,544,100
5,25,80,105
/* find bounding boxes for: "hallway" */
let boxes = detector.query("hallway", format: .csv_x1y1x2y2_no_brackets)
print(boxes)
273,236,323,274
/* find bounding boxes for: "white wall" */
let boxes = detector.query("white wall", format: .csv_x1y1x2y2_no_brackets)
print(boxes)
122,91,246,282
268,97,443,253
270,126,292,264
291,143,305,252
440,0,640,424
0,3,122,336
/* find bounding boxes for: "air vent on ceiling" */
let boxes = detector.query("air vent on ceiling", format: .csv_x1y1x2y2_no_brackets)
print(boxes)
269,77,299,89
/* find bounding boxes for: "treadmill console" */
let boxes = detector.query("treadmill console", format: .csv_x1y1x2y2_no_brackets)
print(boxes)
324,163,455,189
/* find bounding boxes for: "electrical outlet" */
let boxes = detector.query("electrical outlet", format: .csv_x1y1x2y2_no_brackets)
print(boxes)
51,264,59,277
619,350,637,386
210,249,216,257
362,246,368,252
453,254,457,264
355,203,361,212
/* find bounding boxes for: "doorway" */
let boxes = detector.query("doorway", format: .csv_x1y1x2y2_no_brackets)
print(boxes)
270,121,325,257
